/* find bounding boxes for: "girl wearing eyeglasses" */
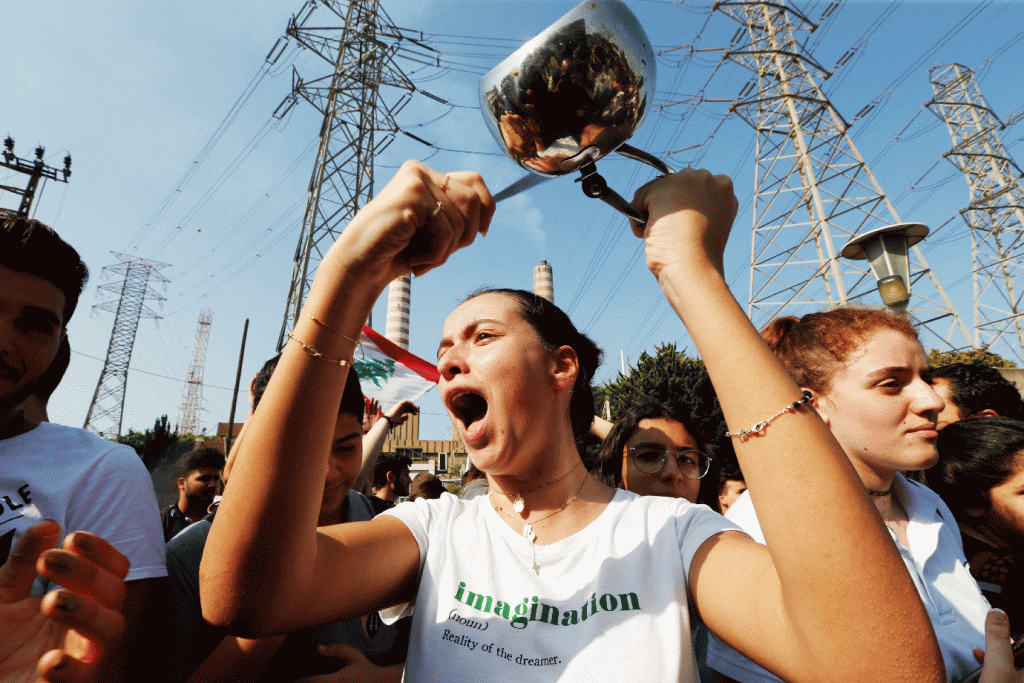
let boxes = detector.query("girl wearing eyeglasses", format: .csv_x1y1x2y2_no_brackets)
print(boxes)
593,402,713,505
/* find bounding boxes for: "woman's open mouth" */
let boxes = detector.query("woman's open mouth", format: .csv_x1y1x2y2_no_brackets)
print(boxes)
448,390,488,432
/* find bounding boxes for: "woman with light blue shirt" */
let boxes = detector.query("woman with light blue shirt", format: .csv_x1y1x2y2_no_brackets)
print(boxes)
706,308,991,683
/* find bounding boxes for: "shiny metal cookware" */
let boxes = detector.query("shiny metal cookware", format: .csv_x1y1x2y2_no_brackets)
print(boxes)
480,0,671,223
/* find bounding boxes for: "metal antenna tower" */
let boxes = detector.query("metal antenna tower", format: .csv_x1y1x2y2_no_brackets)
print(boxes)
177,310,213,434
275,0,415,350
927,63,1024,365
83,253,170,438
716,1,974,351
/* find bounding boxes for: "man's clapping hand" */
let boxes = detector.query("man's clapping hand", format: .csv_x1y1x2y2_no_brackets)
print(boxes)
0,520,129,683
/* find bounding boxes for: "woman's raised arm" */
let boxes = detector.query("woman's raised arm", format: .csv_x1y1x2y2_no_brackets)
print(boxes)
632,169,944,683
200,162,494,636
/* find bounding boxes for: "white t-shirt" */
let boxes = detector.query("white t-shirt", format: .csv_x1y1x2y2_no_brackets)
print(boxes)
381,488,738,682
706,473,989,683
0,422,166,594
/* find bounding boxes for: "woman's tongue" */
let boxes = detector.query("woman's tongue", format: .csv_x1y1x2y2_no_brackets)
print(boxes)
457,393,488,438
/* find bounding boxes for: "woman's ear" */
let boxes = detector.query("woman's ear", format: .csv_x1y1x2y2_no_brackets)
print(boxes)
550,345,579,391
804,388,831,426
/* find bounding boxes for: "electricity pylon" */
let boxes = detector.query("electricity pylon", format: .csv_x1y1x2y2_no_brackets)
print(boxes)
927,63,1024,365
83,253,170,438
0,136,71,217
716,0,974,351
177,310,213,435
276,0,415,350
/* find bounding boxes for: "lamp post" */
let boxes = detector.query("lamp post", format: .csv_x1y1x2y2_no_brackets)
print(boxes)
840,223,929,313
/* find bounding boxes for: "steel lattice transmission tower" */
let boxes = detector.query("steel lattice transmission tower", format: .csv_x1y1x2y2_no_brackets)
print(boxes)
276,0,415,350
927,63,1024,365
83,253,170,438
177,310,213,434
716,1,974,351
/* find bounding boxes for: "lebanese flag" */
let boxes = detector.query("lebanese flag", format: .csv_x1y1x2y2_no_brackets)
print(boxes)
353,325,439,411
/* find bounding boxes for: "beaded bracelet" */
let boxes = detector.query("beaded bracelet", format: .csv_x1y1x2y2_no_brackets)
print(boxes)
287,332,352,368
725,390,812,438
382,415,398,429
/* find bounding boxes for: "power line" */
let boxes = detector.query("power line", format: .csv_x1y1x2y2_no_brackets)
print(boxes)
72,349,241,393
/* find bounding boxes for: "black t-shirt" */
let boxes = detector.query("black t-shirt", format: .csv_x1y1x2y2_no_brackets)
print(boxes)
368,496,396,516
160,504,191,543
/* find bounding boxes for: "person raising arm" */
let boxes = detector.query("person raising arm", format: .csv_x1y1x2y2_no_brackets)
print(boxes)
201,161,945,682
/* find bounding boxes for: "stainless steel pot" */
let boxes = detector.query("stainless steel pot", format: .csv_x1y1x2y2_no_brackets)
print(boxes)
480,0,671,223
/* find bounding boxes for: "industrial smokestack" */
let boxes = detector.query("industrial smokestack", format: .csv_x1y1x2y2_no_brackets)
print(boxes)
386,274,411,349
385,273,418,441
533,260,554,302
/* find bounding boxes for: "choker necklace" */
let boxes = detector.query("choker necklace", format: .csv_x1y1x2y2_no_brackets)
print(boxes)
867,486,894,497
493,460,584,516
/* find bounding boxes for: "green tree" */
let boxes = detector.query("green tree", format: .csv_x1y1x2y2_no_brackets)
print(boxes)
114,415,195,472
593,343,725,447
927,347,1015,369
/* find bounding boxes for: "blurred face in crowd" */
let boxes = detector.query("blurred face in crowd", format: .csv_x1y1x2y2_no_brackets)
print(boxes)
179,468,221,508
395,467,412,498
320,413,363,525
0,265,64,414
719,479,747,514
972,452,1024,550
621,417,702,503
931,377,963,431
814,329,943,478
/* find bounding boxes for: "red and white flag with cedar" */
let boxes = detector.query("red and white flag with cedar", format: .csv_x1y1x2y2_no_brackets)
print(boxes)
352,325,439,411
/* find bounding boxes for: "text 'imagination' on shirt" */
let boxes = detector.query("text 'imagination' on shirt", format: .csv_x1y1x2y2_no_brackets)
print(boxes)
453,581,641,630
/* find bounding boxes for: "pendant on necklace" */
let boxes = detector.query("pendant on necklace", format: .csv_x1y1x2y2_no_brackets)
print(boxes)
522,522,536,543
512,495,525,514
532,559,541,575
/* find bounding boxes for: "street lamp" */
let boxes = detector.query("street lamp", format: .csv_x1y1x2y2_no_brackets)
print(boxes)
840,223,929,312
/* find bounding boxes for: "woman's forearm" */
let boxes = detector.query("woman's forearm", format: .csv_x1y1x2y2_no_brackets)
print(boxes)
200,162,493,635
201,251,380,633
635,169,943,682
667,263,941,681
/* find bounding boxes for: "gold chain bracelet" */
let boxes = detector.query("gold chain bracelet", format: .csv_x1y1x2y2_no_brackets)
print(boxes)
287,332,352,368
306,312,361,347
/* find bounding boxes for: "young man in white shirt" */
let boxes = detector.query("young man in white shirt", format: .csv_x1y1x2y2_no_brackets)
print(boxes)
0,215,166,681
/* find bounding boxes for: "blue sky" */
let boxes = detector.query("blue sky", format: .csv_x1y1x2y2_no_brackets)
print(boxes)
3,0,1023,440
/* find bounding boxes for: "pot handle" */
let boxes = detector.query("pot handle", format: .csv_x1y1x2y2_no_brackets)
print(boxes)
577,147,673,225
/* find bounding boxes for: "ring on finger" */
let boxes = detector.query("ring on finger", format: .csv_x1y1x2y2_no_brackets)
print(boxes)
430,200,443,218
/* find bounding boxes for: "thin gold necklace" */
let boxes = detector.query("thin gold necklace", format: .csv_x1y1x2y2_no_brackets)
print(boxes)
492,460,584,516
495,471,589,575
519,470,589,543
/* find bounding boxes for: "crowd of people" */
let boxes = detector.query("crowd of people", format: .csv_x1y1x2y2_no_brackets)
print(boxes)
1,160,1023,683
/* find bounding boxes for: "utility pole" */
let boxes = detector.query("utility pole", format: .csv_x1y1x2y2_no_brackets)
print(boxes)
927,63,1024,365
225,318,249,455
275,0,416,350
716,1,975,352
0,136,71,217
83,253,171,438
177,310,213,435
